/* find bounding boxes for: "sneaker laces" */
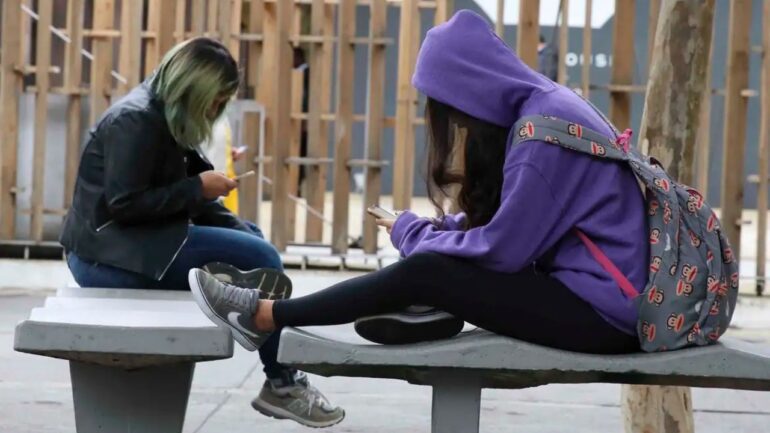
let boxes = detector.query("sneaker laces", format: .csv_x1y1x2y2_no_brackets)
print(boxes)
221,281,258,314
296,384,333,415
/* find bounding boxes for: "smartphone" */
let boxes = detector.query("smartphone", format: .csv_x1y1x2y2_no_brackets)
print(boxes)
232,170,256,181
367,205,397,220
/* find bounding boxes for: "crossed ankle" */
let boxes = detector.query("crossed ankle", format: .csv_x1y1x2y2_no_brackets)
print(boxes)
254,299,277,332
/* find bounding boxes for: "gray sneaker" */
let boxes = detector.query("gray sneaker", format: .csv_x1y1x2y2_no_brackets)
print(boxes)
252,371,345,428
188,268,292,351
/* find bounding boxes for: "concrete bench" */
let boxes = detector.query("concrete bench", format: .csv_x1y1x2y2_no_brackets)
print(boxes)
14,288,233,433
278,327,770,433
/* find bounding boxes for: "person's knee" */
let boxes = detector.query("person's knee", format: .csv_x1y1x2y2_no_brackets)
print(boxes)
262,245,283,271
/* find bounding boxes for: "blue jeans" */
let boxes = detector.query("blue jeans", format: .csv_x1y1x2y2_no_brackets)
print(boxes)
66,222,290,380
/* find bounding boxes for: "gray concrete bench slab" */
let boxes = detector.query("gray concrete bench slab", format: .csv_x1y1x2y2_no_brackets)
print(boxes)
56,286,194,300
277,327,770,433
44,296,201,312
14,288,233,433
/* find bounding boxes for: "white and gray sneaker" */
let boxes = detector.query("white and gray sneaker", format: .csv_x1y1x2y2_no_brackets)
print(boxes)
187,268,292,351
252,371,345,428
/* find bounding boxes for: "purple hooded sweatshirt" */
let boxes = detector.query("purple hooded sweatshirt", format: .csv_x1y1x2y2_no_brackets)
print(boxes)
390,10,648,335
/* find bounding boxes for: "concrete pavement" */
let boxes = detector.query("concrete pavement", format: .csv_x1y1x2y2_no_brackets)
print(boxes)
2,270,770,432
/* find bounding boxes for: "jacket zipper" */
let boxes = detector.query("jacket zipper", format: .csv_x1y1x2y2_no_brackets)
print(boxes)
95,220,115,232
158,234,189,280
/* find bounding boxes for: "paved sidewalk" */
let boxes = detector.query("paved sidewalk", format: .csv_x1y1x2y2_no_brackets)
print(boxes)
2,270,770,432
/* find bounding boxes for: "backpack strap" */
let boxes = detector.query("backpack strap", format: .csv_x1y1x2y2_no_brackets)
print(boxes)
575,230,640,299
512,115,631,162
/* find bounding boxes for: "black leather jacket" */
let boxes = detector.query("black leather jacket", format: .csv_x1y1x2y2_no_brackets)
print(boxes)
60,82,250,280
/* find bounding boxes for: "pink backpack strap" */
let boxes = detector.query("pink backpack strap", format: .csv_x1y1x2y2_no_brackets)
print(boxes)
575,229,639,299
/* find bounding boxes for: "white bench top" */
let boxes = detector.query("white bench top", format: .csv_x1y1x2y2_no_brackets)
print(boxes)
278,328,770,391
15,289,232,369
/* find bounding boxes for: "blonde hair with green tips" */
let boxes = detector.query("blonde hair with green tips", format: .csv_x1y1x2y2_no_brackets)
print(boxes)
151,38,239,148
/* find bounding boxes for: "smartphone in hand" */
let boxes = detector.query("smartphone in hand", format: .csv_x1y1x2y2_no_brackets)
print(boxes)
232,170,256,182
367,205,397,220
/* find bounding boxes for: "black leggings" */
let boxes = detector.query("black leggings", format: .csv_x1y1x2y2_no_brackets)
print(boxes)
273,252,639,354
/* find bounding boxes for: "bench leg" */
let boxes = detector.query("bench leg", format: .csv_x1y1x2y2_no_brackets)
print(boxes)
431,375,481,433
69,361,195,433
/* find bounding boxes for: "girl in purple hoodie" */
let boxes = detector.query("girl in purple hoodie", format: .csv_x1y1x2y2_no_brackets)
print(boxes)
188,10,647,355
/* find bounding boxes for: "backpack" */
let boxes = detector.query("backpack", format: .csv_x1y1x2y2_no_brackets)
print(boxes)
511,106,739,352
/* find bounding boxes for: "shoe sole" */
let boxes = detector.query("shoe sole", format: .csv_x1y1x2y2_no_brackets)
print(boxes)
188,268,292,352
354,311,464,345
202,262,293,300
251,397,345,428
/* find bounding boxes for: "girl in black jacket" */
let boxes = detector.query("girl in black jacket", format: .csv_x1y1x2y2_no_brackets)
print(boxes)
60,38,344,428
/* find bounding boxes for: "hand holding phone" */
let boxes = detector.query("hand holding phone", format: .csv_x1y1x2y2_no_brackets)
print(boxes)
232,170,256,182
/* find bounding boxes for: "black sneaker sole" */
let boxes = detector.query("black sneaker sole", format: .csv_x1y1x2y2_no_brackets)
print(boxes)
202,262,293,300
354,311,464,345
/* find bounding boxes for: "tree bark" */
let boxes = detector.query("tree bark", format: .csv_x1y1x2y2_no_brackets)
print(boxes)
637,0,715,186
623,1,715,432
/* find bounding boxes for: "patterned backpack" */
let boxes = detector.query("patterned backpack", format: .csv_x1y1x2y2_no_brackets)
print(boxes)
512,105,739,352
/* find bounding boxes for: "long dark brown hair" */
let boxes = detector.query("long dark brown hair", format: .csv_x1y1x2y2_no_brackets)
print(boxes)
425,98,510,229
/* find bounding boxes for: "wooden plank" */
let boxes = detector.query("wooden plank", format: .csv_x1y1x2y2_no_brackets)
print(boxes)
117,0,143,96
756,0,770,295
495,0,504,37
516,0,539,69
581,0,591,97
270,0,294,250
434,0,453,25
287,4,304,242
557,0,569,84
720,0,752,260
175,0,187,43
1,0,23,239
145,0,178,76
304,0,330,242
240,0,265,223
31,0,54,242
207,0,219,37
225,0,243,55
144,0,161,75
609,0,634,129
216,0,235,53
392,0,419,210
20,0,32,70
331,0,356,254
362,0,388,253
647,0,661,77
64,0,85,211
191,0,206,37
259,2,278,192
90,0,115,125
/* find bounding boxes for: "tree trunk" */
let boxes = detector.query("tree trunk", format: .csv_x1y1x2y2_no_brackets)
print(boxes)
623,1,715,432
637,0,715,185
